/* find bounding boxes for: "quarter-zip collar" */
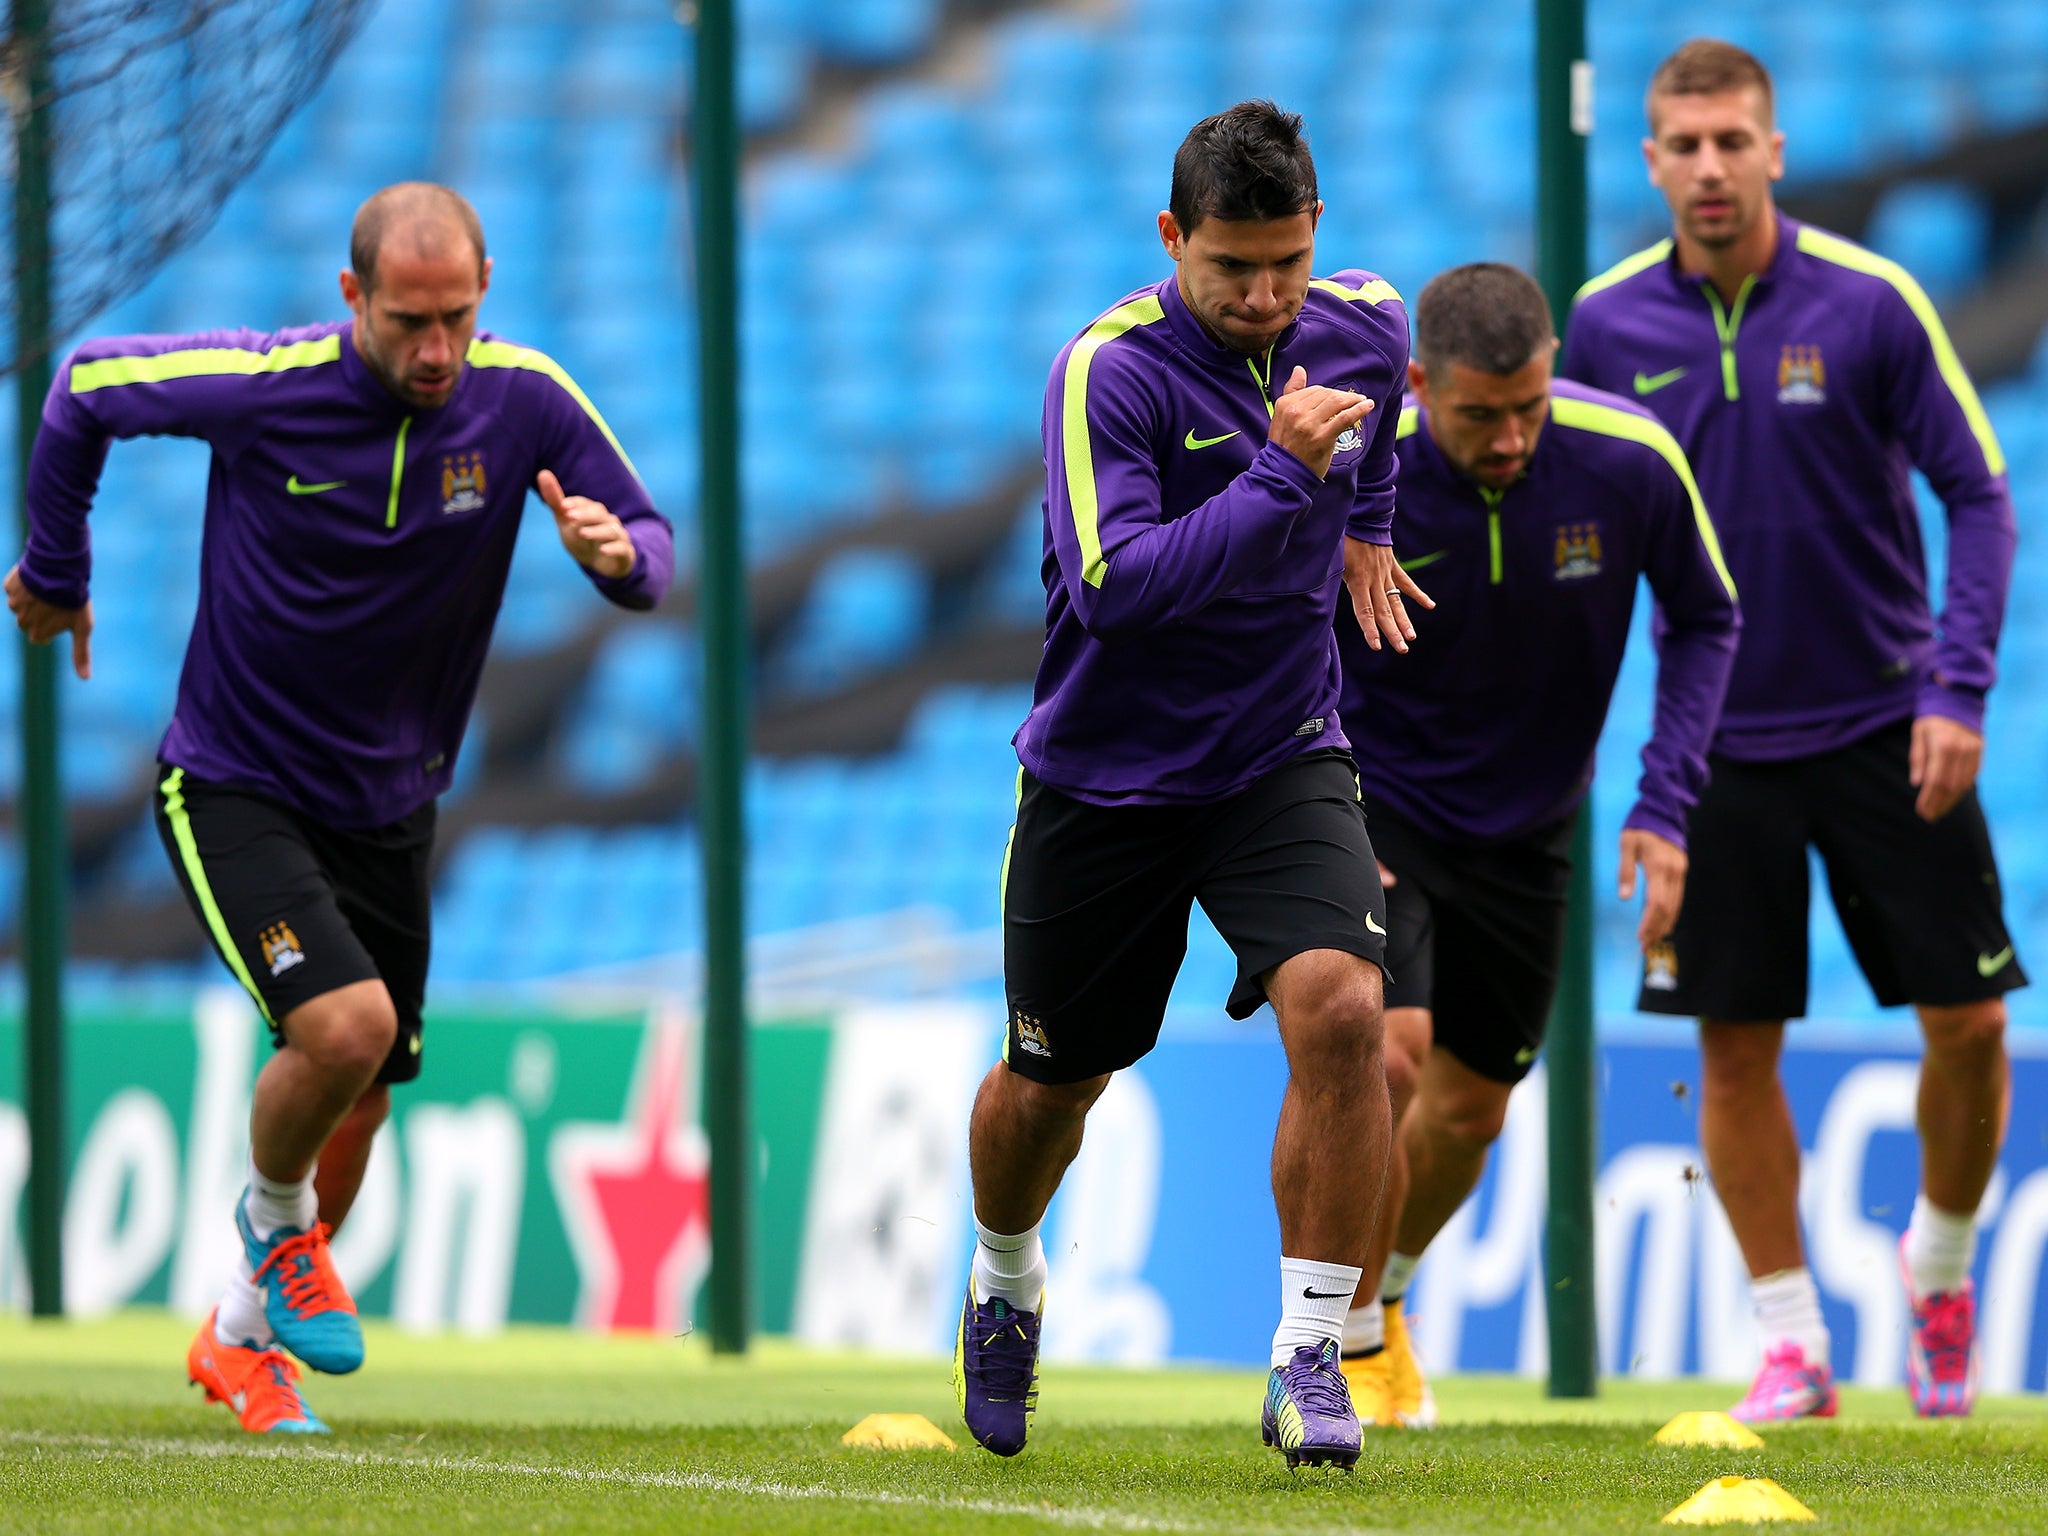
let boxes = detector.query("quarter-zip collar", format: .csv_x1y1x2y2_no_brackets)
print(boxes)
337,318,474,419
1157,271,1306,374
1664,207,1794,304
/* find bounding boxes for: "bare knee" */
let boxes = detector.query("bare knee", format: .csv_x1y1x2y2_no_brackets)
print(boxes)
343,1082,393,1134
1920,1000,2006,1060
284,982,398,1086
1422,1072,1510,1151
1383,1007,1429,1118
1700,1020,1785,1097
1272,952,1385,1078
986,1064,1109,1130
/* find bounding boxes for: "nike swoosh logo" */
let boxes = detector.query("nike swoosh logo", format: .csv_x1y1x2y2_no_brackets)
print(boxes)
1365,912,1386,936
287,475,347,495
1400,550,1448,572
1978,946,2015,978
1185,429,1240,450
1515,1046,1538,1065
1633,367,1688,395
410,1033,423,1054
1302,1287,1352,1299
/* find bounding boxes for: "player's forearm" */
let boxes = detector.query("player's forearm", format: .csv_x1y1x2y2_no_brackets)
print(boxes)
1922,487,2017,723
1071,444,1317,637
587,509,676,611
16,409,112,608
1633,620,1739,849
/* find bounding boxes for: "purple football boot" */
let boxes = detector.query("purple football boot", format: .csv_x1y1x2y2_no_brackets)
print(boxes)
953,1284,1042,1456
1262,1339,1363,1469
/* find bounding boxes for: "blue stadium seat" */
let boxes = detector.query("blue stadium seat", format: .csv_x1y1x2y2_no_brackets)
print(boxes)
557,622,698,794
1865,181,1990,303
773,546,932,695
812,0,939,66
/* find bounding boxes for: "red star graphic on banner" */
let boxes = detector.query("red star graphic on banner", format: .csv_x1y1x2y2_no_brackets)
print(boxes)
548,1008,712,1333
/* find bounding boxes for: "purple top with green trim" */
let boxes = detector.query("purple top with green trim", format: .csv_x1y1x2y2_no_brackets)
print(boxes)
1561,213,2014,760
1014,269,1410,805
17,320,673,827
1338,382,1740,848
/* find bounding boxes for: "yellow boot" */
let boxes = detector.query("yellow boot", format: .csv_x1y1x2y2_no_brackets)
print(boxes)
1384,1297,1438,1428
1340,1345,1399,1428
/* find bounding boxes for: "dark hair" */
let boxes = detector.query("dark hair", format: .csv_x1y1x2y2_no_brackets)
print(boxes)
1647,38,1775,129
350,182,487,292
1414,263,1555,377
1169,100,1318,235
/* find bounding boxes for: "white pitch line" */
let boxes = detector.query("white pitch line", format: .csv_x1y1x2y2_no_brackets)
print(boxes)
0,1429,1209,1533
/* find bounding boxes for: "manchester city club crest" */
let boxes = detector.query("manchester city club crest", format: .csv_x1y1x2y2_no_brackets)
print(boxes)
1552,521,1603,581
1777,344,1826,405
1332,424,1364,456
441,451,487,514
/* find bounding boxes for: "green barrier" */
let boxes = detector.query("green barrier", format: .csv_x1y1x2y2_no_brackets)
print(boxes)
0,991,835,1331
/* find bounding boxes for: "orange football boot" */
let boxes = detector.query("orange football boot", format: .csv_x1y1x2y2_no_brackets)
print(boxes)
187,1311,330,1434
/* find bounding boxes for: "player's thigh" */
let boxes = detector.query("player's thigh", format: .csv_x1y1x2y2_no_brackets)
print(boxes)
1808,723,2027,1009
1194,751,1387,1023
1639,756,1811,1021
316,802,437,1085
1427,819,1574,1087
153,767,382,1043
1001,771,1199,1083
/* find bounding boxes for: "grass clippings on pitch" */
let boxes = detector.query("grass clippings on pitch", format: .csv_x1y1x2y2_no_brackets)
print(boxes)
3,1314,2046,1534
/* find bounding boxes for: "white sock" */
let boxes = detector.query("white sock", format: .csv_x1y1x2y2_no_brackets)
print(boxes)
971,1216,1046,1312
1342,1299,1385,1356
214,1256,273,1347
1273,1256,1362,1367
1904,1193,1977,1297
243,1155,316,1239
1752,1266,1829,1365
1380,1251,1420,1303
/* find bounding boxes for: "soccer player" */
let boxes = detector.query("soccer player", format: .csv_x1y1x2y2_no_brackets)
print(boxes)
1563,41,2020,1420
1332,263,1739,1428
954,101,1424,1467
5,183,672,1433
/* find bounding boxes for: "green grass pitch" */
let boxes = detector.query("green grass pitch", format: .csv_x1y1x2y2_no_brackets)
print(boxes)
5,1315,2047,1533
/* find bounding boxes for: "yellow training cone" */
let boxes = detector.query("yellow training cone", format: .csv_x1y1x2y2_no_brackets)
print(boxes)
1663,1476,1816,1525
1654,1412,1767,1450
840,1413,958,1451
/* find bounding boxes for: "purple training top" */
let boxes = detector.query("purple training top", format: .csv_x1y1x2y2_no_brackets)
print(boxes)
1562,213,2014,760
1015,269,1410,804
18,321,674,827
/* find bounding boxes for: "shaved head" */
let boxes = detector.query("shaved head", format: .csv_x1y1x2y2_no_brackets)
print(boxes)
349,182,486,294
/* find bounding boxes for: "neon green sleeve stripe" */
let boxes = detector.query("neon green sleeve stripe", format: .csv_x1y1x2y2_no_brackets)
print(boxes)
159,768,275,1025
465,339,643,480
1793,226,2007,478
1550,395,1738,600
1059,295,1166,589
69,335,343,393
1396,404,1419,440
1572,240,1673,305
1310,276,1402,305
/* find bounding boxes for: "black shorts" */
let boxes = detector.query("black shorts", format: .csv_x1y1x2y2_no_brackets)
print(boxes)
1638,720,2026,1020
1369,799,1577,1085
153,765,435,1083
1001,748,1388,1084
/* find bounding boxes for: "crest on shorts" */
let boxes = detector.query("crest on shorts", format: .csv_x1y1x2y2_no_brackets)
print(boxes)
259,920,305,978
1777,345,1826,405
1643,941,1678,992
1012,1014,1053,1059
1553,521,1604,581
441,452,487,514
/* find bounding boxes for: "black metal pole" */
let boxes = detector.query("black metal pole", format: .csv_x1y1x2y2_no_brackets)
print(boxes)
1536,0,1597,1398
691,0,749,1354
13,0,64,1320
